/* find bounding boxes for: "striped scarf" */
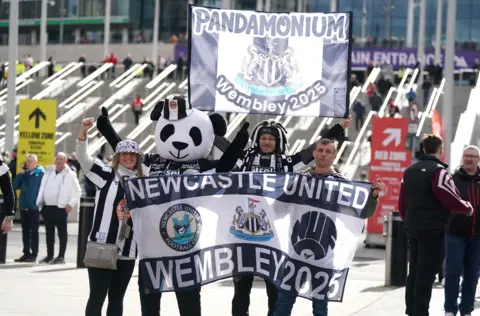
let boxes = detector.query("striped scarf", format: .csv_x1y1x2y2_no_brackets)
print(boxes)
240,149,291,172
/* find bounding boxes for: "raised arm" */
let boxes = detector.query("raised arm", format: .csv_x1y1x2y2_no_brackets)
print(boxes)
290,116,352,171
216,122,250,172
77,117,115,189
96,107,122,152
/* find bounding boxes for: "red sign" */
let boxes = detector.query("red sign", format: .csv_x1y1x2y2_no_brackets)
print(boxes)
367,117,411,234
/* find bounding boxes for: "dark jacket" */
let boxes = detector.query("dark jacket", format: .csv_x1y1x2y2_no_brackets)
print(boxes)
13,166,44,210
399,155,473,232
448,167,480,237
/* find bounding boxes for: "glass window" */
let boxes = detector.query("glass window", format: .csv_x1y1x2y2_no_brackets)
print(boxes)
233,0,257,10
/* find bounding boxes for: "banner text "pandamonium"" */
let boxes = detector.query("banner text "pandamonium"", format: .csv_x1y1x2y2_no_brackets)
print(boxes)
192,7,348,41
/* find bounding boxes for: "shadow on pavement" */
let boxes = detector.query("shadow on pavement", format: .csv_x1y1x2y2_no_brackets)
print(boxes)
0,263,35,269
32,267,79,273
360,285,399,293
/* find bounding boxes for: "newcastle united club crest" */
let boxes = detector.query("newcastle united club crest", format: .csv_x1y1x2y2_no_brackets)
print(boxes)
230,198,274,241
236,36,302,96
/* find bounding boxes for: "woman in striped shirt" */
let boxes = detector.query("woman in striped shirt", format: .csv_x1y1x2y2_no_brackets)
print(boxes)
76,117,147,316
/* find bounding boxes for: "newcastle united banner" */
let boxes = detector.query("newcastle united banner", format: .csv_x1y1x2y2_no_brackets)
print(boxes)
124,173,371,301
187,6,352,117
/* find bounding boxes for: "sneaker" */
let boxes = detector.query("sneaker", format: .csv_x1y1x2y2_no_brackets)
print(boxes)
39,256,54,264
14,255,27,262
24,256,36,263
51,257,65,264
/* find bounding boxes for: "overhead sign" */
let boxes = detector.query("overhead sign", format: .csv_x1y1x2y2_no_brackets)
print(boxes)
367,117,411,234
188,5,352,117
17,99,57,173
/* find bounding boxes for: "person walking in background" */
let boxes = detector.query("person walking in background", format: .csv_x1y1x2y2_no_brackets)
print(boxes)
444,145,480,316
132,95,143,125
36,152,81,264
13,154,44,263
398,134,474,316
77,117,144,316
353,100,365,131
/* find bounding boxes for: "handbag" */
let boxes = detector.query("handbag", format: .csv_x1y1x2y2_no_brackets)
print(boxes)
83,172,127,270
83,241,119,270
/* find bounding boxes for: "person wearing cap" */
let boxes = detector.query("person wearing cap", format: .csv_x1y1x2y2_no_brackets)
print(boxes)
232,116,352,316
76,117,147,316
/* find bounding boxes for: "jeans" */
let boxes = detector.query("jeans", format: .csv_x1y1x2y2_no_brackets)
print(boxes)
20,209,40,257
138,268,201,316
405,230,444,316
85,259,135,316
41,206,68,258
231,275,278,316
273,290,328,316
444,233,480,315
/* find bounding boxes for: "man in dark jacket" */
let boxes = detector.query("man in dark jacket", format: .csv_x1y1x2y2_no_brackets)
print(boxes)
13,154,44,262
398,134,473,316
444,145,480,316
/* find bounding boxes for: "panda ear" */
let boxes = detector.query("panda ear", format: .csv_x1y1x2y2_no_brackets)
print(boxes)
209,113,227,137
150,100,164,121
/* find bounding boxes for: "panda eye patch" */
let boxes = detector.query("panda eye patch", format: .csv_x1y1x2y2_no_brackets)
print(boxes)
160,124,175,142
189,127,202,146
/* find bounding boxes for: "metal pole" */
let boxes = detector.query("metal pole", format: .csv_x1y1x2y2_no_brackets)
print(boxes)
256,0,263,11
103,0,111,59
5,0,18,154
152,0,160,76
40,0,48,75
385,0,392,40
406,0,415,47
444,0,456,166
330,0,337,12
417,0,426,87
361,0,367,40
434,0,443,64
297,0,303,12
59,0,65,45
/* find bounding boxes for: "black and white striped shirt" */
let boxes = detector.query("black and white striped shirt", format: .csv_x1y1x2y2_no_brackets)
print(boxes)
76,140,137,259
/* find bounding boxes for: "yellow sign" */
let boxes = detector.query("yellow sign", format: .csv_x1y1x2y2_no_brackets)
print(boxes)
17,99,57,173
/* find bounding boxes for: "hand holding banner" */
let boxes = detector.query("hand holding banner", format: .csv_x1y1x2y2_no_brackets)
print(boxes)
124,172,373,302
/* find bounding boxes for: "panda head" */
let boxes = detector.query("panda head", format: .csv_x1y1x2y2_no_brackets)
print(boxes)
150,95,227,162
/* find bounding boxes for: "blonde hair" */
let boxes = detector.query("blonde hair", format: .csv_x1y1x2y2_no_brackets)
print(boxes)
110,152,145,177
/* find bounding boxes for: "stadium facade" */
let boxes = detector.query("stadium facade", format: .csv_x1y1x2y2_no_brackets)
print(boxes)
0,0,478,49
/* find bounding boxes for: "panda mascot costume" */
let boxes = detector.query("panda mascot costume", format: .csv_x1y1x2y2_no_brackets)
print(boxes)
96,95,249,316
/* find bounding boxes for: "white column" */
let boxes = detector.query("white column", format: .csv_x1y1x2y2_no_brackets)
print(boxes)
256,0,263,11
434,0,443,64
330,0,337,12
5,0,18,154
361,0,367,40
417,0,426,86
296,0,303,12
74,28,81,43
103,0,111,58
264,0,271,12
40,0,47,73
444,0,456,166
221,0,232,9
152,0,160,75
122,28,128,44
31,30,37,45
406,0,415,47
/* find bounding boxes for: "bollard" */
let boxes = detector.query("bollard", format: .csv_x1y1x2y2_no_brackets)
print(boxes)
0,196,7,264
76,196,96,268
384,211,408,286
